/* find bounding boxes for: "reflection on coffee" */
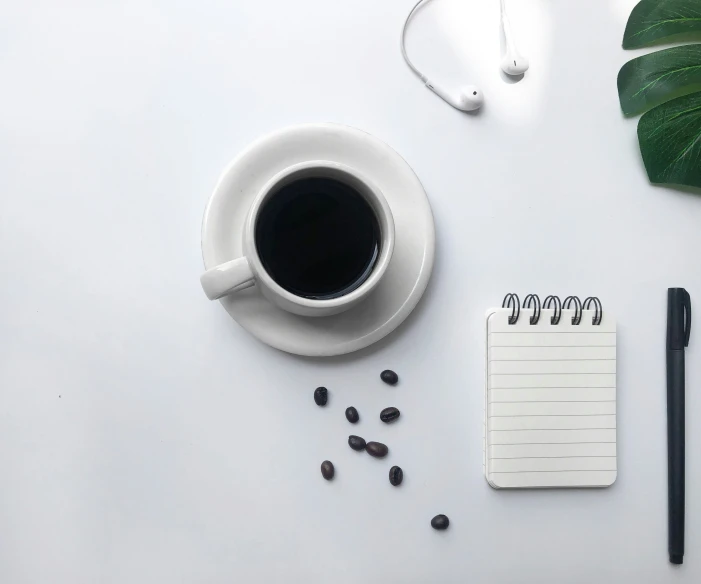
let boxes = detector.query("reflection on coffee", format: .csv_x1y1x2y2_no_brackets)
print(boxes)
255,177,380,299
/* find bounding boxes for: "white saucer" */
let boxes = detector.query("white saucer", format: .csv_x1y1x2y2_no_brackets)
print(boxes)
201,123,435,356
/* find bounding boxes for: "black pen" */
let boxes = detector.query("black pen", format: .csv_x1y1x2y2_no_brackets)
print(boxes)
666,288,691,565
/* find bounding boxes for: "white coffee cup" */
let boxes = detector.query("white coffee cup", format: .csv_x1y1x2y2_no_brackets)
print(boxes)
200,160,395,317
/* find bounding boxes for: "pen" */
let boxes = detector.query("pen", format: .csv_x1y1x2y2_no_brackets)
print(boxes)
666,288,691,565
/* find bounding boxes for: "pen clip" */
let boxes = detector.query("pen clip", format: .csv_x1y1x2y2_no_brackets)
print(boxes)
683,290,692,347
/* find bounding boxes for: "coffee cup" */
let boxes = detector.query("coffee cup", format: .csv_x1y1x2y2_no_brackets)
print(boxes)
200,160,395,317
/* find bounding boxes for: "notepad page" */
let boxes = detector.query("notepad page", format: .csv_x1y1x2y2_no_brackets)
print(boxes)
484,307,617,488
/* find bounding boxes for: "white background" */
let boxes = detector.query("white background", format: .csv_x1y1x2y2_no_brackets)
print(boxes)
1,0,700,582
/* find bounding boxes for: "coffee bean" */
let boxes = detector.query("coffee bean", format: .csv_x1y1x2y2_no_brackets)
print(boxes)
321,460,334,480
366,441,389,458
380,407,400,423
314,387,328,406
380,369,399,385
431,514,450,530
389,466,403,486
348,435,366,451
345,406,359,424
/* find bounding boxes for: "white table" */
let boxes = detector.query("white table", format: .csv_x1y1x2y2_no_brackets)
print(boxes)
1,1,699,582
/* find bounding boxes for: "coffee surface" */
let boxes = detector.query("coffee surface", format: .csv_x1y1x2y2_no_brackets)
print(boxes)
255,177,380,299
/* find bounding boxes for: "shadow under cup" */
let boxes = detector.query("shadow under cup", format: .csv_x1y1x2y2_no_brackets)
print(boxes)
254,169,386,301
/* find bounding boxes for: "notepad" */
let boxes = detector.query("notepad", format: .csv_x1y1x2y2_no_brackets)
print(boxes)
484,296,617,489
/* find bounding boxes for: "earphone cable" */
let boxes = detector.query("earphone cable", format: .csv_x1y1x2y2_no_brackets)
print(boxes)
400,0,430,83
402,0,507,83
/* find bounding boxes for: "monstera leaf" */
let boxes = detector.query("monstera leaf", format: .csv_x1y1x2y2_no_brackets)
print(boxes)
619,0,701,189
623,0,701,49
618,45,701,115
638,92,701,186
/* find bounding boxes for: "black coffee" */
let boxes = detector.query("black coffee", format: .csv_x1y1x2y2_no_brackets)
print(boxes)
255,177,381,299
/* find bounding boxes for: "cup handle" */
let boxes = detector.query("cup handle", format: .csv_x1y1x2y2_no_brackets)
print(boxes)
200,257,255,300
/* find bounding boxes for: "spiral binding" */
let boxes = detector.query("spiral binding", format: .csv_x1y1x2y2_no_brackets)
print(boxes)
502,293,520,324
523,294,541,325
563,296,583,325
502,293,603,326
583,296,603,326
544,295,562,325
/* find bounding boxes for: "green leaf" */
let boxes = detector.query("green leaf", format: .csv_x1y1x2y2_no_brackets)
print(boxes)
618,45,701,115
623,0,701,49
637,91,701,187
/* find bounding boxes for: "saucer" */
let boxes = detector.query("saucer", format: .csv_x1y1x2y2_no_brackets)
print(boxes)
201,123,435,356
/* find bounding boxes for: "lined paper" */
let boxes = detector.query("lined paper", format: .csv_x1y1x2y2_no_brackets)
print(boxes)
484,307,617,489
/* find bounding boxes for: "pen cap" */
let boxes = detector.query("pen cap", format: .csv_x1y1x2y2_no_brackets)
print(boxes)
667,288,691,350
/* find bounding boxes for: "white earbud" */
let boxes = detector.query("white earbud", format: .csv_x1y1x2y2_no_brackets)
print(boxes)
500,0,529,76
425,81,484,112
401,0,528,112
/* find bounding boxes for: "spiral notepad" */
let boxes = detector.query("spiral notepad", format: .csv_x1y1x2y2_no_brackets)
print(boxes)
484,294,617,489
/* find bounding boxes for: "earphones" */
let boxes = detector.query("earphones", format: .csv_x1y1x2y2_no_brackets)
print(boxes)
499,0,529,76
401,0,529,112
425,80,484,112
